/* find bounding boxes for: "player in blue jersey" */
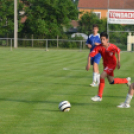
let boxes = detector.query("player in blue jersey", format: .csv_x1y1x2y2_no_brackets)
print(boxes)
86,24,101,87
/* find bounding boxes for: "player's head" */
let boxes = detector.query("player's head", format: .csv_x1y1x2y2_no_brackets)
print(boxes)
100,32,108,45
93,24,99,34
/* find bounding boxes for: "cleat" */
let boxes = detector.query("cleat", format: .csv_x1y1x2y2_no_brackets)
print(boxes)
91,95,102,102
126,77,131,86
90,82,99,87
117,102,130,108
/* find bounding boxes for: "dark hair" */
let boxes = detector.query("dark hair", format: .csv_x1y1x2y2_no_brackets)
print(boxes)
100,32,108,39
93,24,98,28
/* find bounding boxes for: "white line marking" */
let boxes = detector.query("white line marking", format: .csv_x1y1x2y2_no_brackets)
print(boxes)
63,68,69,70
63,68,84,71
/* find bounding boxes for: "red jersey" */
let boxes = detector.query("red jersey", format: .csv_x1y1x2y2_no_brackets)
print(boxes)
89,44,120,66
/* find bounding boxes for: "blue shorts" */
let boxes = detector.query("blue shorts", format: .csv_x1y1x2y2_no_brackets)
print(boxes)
91,53,101,65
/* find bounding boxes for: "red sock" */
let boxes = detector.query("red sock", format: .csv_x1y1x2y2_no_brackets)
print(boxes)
114,78,128,84
98,78,105,98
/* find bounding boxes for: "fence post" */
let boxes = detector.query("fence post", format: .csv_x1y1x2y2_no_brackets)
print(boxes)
11,39,12,51
32,34,33,47
6,33,8,46
57,35,58,48
46,39,48,51
80,40,82,51
82,40,85,49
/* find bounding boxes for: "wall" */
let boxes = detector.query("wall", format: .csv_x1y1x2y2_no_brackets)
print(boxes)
79,8,108,19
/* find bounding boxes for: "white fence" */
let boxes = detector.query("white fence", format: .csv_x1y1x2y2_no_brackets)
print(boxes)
0,38,86,51
0,38,132,51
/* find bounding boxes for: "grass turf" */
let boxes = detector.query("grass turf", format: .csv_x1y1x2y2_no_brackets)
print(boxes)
0,49,134,134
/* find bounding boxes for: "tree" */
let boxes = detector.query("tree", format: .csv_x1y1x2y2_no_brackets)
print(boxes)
22,0,78,38
108,24,134,46
78,11,107,35
71,0,79,6
0,0,24,37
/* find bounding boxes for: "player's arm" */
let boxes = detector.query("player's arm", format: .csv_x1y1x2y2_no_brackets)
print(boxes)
115,46,121,69
86,35,92,49
86,55,91,71
94,42,100,46
86,47,100,71
116,52,120,69
87,44,92,49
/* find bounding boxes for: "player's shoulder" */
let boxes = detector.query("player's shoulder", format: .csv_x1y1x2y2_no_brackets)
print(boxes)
110,43,116,46
96,33,100,38
110,43,120,50
89,33,100,38
110,43,118,48
89,34,93,38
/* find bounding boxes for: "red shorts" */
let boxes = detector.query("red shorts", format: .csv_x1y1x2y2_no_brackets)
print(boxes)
103,64,116,76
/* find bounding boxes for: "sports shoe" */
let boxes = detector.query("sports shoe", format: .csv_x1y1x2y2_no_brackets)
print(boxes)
91,95,102,102
117,102,130,108
127,77,131,86
90,82,98,87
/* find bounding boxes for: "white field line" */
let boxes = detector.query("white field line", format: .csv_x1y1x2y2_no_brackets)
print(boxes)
63,68,85,71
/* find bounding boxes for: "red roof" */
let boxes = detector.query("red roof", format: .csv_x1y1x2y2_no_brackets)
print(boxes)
78,0,134,9
71,20,79,28
20,16,27,23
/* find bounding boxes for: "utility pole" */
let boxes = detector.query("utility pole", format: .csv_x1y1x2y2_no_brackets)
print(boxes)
14,0,18,48
107,0,109,41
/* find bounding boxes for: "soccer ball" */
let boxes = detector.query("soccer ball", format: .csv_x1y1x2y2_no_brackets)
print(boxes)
59,101,71,112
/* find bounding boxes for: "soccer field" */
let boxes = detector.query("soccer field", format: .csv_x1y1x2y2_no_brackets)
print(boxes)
0,49,134,134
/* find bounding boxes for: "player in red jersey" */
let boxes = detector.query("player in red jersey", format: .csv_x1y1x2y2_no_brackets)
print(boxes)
86,32,131,102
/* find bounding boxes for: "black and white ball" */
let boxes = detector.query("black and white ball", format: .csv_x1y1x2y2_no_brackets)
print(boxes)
59,101,71,112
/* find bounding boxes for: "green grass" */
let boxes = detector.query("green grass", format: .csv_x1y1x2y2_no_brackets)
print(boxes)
0,48,134,134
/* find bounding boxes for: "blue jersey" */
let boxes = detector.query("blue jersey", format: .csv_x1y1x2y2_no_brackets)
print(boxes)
86,34,101,52
86,33,101,65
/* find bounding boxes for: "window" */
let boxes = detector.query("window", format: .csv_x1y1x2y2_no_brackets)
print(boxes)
93,12,101,19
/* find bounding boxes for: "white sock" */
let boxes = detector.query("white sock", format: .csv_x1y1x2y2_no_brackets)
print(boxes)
125,94,133,104
96,74,100,85
93,72,98,83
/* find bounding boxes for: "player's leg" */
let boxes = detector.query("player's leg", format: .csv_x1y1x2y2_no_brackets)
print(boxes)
93,58,100,85
91,71,107,101
91,64,131,102
108,76,131,86
90,56,101,87
91,64,126,102
90,57,97,87
117,83,134,108
90,62,99,87
105,65,131,86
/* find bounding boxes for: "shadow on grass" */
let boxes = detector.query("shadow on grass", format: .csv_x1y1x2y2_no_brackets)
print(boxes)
52,93,93,97
103,95,125,99
0,98,95,106
34,109,60,112
0,98,58,104
0,95,126,111
44,74,92,79
0,80,90,87
0,98,124,109
43,82,89,87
